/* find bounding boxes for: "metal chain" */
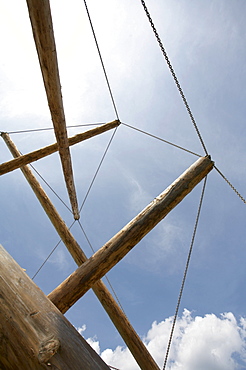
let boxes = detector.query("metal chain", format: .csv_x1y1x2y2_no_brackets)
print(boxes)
140,0,208,156
163,176,207,369
214,165,246,204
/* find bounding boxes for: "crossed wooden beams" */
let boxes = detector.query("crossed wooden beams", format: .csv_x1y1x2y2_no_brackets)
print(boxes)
1,0,214,368
1,129,160,370
1,130,213,369
26,0,80,220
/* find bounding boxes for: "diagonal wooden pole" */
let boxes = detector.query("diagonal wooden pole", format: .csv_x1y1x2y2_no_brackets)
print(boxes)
2,132,160,370
0,120,119,176
26,0,79,219
48,156,214,313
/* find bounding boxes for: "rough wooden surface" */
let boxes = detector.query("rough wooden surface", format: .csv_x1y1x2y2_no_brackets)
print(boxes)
0,120,120,176
0,245,110,370
26,0,79,219
1,133,160,370
49,156,214,312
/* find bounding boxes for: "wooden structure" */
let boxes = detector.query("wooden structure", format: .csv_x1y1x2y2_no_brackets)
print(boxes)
0,1,214,369
0,245,110,370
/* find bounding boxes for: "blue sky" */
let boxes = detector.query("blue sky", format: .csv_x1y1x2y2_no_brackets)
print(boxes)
0,1,246,369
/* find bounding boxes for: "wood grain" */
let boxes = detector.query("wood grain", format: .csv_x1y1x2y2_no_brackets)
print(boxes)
26,0,79,219
0,244,110,369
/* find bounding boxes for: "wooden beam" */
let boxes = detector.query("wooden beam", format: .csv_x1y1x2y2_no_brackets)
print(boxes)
26,0,79,219
2,133,160,370
48,156,214,313
0,244,110,370
0,120,120,176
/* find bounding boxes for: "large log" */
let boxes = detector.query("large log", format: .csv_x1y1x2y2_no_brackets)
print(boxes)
2,133,160,370
0,120,120,176
48,156,214,313
0,244,110,370
26,0,79,219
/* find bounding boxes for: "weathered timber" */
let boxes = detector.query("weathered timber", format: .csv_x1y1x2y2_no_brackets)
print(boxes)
48,156,214,312
26,0,79,219
0,245,110,370
0,120,120,176
2,133,160,370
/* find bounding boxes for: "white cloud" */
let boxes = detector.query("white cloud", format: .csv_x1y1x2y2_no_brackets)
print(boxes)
79,310,246,370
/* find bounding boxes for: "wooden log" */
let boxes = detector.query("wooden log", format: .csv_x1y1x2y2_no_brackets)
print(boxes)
26,0,79,219
48,156,214,313
2,133,160,370
0,120,120,176
0,244,110,370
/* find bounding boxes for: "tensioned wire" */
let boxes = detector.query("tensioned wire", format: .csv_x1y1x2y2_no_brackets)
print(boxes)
4,2,244,369
29,133,125,315
77,220,126,315
5,122,246,202
30,121,196,282
140,0,208,156
163,176,208,370
29,126,124,307
6,123,106,135
27,120,244,368
5,120,246,204
121,122,201,157
31,0,123,313
122,122,245,204
29,116,202,280
29,119,245,280
83,0,120,121
28,1,245,358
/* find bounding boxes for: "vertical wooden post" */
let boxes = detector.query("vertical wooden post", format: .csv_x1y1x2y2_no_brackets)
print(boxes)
26,0,79,219
1,132,160,370
0,244,110,370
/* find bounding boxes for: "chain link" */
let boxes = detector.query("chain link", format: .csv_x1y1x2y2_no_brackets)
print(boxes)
215,166,246,204
163,176,207,369
140,0,208,156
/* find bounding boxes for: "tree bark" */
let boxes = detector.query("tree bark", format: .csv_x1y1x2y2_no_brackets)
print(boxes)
0,244,110,370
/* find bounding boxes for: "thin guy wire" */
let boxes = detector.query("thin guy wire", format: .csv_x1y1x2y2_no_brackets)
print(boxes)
6,123,105,135
140,0,208,156
20,117,200,278
79,127,118,213
32,220,76,280
15,150,74,280
122,122,201,157
214,165,246,204
32,239,62,280
29,163,72,213
18,148,72,213
78,220,126,315
25,126,118,277
163,176,207,370
83,0,120,120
